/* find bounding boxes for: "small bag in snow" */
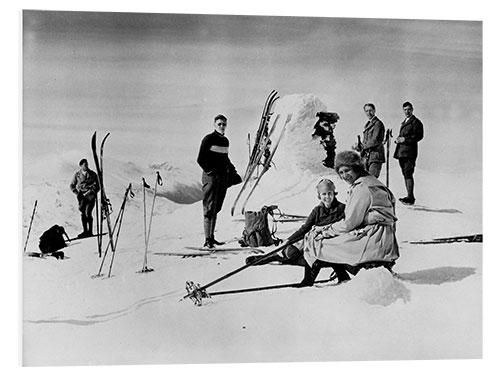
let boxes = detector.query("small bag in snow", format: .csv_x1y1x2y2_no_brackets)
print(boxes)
239,206,281,247
38,225,69,254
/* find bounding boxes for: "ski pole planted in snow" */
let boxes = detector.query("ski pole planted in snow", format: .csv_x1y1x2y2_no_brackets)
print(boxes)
181,237,301,306
139,177,153,273
140,172,162,273
23,200,38,253
95,183,134,278
95,195,102,257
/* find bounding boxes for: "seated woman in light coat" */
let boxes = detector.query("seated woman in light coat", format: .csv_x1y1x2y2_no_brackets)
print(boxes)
300,150,399,286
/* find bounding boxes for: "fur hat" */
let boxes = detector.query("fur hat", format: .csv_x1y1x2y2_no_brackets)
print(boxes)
334,151,365,172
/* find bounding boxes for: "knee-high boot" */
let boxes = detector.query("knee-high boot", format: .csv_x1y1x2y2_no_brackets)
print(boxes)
203,217,213,247
297,260,322,287
79,216,88,238
330,264,351,283
87,217,93,236
210,216,224,245
245,250,287,266
245,244,301,266
405,177,415,200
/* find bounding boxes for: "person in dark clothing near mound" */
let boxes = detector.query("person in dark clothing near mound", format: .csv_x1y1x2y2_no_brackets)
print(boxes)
245,178,348,284
197,114,241,249
70,158,100,238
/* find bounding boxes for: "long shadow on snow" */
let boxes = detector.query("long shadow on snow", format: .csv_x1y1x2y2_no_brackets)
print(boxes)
396,266,476,285
401,205,462,214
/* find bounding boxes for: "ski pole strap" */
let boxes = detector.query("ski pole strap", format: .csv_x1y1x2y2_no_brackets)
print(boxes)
126,183,135,198
101,197,113,215
156,171,163,186
265,205,281,243
142,178,151,189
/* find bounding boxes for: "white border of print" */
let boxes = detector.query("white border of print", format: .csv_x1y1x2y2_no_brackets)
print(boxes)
3,1,498,375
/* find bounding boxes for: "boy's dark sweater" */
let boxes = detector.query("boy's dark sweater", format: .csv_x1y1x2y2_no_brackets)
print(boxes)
288,199,345,243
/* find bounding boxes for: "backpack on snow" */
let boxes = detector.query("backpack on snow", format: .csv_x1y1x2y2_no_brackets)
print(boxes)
39,225,69,254
239,206,281,247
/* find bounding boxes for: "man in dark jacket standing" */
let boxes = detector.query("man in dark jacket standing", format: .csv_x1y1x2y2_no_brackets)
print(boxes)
197,114,240,248
394,101,424,205
359,103,386,178
70,159,100,238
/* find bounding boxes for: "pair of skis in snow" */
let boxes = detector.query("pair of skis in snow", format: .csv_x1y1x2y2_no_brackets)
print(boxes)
92,132,135,278
231,90,293,216
244,90,280,181
408,234,482,245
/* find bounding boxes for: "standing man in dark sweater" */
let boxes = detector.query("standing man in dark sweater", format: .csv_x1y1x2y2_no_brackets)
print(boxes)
394,101,424,205
197,114,240,248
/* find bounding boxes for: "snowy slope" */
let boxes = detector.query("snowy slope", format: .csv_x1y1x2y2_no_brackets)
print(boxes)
22,95,482,366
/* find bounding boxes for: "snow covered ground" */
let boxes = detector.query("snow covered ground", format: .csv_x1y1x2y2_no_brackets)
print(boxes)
21,95,483,367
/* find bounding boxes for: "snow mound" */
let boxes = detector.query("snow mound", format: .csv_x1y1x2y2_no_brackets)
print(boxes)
272,94,334,175
349,268,411,306
149,161,203,204
22,154,204,247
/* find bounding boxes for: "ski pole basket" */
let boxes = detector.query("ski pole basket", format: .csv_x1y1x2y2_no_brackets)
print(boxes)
185,281,211,307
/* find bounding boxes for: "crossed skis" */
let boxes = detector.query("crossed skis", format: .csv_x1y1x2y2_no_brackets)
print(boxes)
231,90,293,216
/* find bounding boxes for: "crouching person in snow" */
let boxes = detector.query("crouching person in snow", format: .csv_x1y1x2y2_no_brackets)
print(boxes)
300,150,399,286
70,158,100,238
245,179,346,282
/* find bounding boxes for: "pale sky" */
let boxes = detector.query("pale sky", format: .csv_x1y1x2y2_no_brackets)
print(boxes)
23,10,482,172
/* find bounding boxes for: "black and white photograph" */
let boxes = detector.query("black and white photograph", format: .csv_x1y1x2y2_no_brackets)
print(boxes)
12,1,497,373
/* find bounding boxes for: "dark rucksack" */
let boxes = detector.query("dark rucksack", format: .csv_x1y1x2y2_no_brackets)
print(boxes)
39,225,68,254
239,206,281,247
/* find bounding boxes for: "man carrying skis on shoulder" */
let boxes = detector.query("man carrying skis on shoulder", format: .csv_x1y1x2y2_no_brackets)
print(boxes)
70,158,100,238
197,114,241,249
